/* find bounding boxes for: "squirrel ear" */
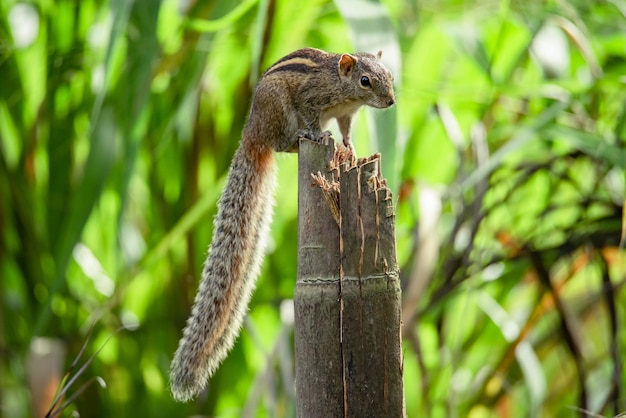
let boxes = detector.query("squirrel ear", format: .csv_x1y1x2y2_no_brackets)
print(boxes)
377,50,383,59
338,53,357,80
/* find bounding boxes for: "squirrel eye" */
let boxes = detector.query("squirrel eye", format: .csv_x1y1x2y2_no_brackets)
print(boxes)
360,76,371,88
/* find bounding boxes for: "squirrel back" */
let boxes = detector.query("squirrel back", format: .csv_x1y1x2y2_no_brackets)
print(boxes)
170,47,395,402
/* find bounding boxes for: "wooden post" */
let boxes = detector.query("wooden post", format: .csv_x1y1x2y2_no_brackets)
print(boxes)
294,138,404,417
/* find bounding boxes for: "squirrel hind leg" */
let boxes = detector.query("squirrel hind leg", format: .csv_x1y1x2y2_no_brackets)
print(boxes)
318,130,333,144
296,129,332,145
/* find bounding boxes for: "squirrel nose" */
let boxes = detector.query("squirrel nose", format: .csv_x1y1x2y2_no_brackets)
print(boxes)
387,98,395,107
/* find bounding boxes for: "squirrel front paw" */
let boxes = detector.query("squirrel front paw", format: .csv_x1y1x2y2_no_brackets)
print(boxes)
344,141,357,162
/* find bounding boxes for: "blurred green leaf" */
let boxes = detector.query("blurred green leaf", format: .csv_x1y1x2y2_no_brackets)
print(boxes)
186,0,259,33
459,99,570,194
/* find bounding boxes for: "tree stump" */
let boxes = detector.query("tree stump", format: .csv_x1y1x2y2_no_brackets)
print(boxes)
294,137,405,418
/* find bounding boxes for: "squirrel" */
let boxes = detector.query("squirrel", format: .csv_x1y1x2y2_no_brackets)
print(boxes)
170,47,395,402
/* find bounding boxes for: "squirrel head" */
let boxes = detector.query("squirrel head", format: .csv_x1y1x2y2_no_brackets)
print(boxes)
337,51,395,109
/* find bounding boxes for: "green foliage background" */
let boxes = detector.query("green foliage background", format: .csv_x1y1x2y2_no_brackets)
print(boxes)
1,0,625,416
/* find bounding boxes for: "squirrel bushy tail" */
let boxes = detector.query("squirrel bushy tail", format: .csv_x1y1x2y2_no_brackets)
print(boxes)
170,140,276,402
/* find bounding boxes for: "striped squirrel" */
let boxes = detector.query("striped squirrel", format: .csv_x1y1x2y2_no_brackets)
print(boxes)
170,47,395,402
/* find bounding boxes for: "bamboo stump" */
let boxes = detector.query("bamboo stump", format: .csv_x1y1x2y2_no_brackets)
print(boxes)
295,137,404,418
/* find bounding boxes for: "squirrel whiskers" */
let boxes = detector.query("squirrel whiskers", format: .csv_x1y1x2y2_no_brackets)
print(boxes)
170,47,395,402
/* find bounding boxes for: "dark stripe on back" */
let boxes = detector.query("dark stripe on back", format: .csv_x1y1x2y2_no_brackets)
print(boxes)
264,63,319,76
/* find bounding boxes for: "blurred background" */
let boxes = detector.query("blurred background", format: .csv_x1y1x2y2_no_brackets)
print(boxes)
1,0,625,416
